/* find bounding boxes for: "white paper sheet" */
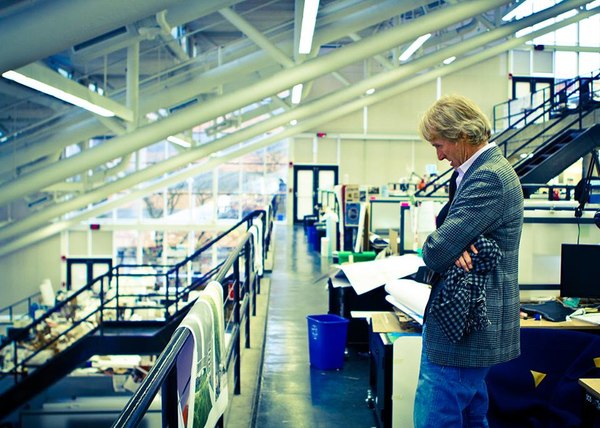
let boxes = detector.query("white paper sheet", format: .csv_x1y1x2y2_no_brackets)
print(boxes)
384,279,432,323
385,295,424,325
339,254,425,295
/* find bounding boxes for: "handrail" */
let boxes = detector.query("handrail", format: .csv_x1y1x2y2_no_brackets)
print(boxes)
112,327,190,428
112,219,264,427
0,203,274,419
416,71,600,198
0,291,42,325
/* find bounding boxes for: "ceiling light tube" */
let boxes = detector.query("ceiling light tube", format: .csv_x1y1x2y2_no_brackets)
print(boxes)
3,70,115,117
398,33,431,62
587,0,600,10
443,56,456,65
298,0,320,54
291,84,303,104
167,135,192,148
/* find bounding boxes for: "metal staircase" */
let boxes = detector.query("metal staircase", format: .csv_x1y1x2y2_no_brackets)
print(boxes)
516,124,600,197
418,72,600,198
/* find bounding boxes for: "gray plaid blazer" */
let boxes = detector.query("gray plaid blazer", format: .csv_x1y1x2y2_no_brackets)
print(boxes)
422,145,524,368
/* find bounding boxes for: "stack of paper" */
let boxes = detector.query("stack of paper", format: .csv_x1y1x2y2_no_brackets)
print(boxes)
384,279,431,325
336,254,425,295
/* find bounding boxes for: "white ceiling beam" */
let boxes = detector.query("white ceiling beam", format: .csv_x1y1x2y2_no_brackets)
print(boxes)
0,0,415,176
219,7,294,68
4,62,133,121
2,1,588,244
0,0,512,208
0,0,188,74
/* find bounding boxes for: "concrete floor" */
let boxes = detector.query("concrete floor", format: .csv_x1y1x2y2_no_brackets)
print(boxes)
226,224,376,427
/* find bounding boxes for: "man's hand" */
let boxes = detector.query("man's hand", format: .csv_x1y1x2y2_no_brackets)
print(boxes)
455,244,478,272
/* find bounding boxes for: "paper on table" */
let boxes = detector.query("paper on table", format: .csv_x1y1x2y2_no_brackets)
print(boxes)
329,268,351,288
384,279,432,323
339,254,425,295
385,295,424,325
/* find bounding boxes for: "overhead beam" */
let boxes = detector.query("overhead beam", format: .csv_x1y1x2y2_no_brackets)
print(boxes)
4,62,133,121
219,7,294,68
0,0,589,245
0,0,512,207
0,0,423,176
0,0,188,74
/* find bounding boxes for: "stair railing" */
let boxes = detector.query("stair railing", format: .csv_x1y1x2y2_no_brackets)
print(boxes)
418,70,600,198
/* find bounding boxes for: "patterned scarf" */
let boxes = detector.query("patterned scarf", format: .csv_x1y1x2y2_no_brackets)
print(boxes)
430,235,502,343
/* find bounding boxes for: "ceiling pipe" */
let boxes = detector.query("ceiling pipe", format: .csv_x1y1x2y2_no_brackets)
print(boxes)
0,0,427,174
219,7,294,68
0,0,584,244
0,0,511,207
65,0,242,63
0,0,188,74
155,10,190,63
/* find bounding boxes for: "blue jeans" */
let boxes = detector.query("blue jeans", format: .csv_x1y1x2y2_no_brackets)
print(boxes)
414,333,490,428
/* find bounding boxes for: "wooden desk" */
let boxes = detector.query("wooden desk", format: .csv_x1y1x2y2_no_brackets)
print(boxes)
579,378,600,427
520,318,600,329
580,378,600,400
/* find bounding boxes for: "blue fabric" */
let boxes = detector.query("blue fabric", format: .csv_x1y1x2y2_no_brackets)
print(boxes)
414,328,491,428
487,328,600,428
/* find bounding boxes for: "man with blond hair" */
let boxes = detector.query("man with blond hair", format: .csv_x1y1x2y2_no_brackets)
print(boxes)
414,95,524,427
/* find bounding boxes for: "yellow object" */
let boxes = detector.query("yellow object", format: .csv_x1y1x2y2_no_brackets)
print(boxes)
531,370,546,388
593,357,600,368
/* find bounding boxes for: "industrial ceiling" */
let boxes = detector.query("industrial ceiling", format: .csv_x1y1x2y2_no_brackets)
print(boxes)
0,0,597,256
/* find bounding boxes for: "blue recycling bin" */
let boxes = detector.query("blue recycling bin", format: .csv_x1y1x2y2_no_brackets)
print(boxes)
307,314,349,370
307,225,318,249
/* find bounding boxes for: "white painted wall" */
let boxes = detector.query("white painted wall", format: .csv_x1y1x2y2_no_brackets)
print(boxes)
0,235,62,308
292,57,511,187
0,229,113,308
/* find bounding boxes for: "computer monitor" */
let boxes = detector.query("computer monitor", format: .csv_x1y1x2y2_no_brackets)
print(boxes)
560,243,600,298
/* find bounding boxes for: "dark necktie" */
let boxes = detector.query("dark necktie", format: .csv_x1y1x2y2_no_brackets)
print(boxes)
448,170,458,202
435,171,459,228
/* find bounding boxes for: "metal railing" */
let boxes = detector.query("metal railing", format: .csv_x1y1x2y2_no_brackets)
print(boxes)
418,71,600,198
112,215,265,427
0,203,274,420
0,292,42,326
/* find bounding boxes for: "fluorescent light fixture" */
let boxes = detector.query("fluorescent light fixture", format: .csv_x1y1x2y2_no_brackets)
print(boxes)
515,9,578,39
365,88,375,95
2,63,133,120
298,0,320,54
3,70,115,117
290,119,298,126
502,0,531,21
291,84,303,104
587,0,600,10
443,56,456,65
399,33,431,62
167,135,191,148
